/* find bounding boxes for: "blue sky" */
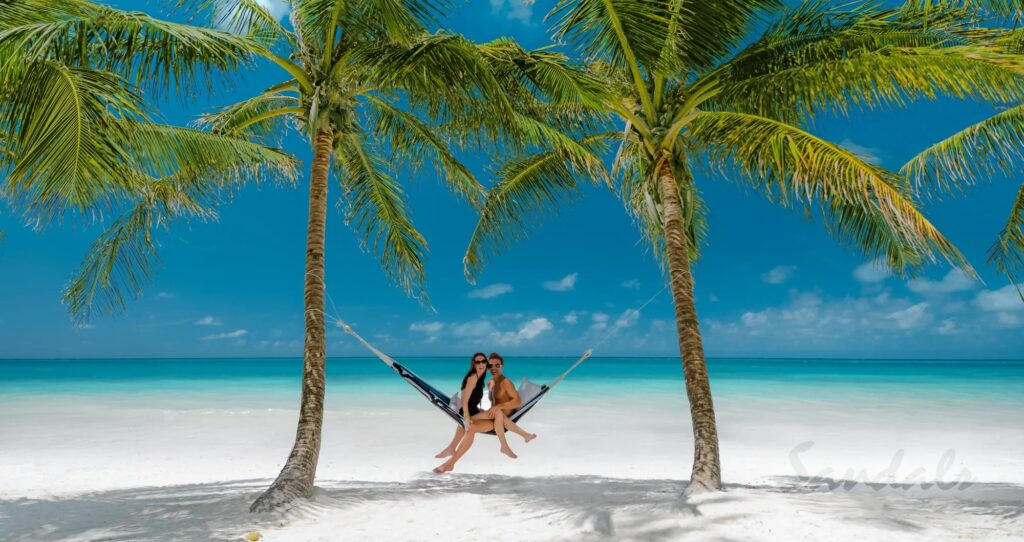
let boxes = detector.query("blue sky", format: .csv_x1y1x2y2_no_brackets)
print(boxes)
1,0,1023,359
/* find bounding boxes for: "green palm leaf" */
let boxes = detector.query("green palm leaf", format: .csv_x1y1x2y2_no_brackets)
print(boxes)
0,0,260,93
364,94,481,209
989,181,1024,286
687,110,972,274
464,133,614,281
334,131,429,301
902,102,1024,194
2,61,141,218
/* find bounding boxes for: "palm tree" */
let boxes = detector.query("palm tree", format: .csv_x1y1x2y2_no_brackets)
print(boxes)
176,0,604,511
0,0,297,316
464,0,1024,492
902,2,1024,289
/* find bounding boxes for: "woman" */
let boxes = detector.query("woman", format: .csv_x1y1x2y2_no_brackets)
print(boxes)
433,353,524,473
434,352,488,459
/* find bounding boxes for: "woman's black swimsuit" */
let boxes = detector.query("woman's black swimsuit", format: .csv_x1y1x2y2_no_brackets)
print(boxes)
459,372,485,417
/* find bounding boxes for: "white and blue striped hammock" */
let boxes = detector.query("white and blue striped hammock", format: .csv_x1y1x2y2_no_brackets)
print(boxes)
337,321,592,434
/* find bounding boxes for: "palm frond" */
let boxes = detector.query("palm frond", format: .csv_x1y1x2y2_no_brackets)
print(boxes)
687,110,972,275
2,61,142,219
464,133,614,281
902,103,1024,194
0,0,260,93
334,131,429,301
63,199,163,321
707,1,1024,122
663,0,780,72
120,122,299,187
550,0,670,74
363,94,481,209
195,88,302,142
478,38,608,107
988,180,1024,287
172,0,296,49
715,45,1024,123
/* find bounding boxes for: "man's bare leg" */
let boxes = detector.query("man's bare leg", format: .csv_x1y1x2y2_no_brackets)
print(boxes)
493,410,517,459
501,416,537,443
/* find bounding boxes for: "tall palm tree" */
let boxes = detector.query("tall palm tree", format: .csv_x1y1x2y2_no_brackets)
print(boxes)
0,0,297,316
464,0,1024,492
176,0,604,511
903,2,1024,289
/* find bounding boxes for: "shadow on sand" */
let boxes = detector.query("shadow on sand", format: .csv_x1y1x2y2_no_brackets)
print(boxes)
1,475,1022,541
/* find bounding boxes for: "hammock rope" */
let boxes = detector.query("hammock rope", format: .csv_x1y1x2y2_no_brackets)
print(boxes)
322,281,669,429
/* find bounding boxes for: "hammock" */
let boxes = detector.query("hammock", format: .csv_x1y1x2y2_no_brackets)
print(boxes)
337,321,591,434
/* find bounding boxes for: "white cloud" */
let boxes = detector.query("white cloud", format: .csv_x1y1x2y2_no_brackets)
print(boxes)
589,312,610,332
489,0,535,24
621,279,641,290
839,138,882,165
885,302,931,330
452,321,497,339
410,321,444,334
708,293,719,302
563,311,579,325
468,283,513,299
907,270,977,295
613,309,640,329
997,312,1022,327
974,285,1024,312
202,329,247,340
936,318,959,335
741,311,769,327
493,317,553,346
853,261,891,284
195,316,221,326
761,265,796,285
156,291,174,299
543,273,578,292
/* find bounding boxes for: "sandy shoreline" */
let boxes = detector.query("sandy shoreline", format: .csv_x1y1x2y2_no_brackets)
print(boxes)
2,368,1022,540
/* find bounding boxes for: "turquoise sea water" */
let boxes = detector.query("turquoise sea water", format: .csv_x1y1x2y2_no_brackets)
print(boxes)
2,357,1023,405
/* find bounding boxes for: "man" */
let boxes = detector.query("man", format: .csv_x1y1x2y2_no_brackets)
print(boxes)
486,352,537,458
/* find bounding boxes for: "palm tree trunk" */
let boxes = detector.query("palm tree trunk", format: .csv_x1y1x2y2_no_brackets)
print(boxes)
656,152,722,493
251,128,334,512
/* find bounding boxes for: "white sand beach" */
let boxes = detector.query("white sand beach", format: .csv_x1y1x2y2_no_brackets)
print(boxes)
2,381,1023,541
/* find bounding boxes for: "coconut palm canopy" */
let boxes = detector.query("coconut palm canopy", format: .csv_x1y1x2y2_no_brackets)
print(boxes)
462,0,1024,491
0,0,298,317
902,0,1024,290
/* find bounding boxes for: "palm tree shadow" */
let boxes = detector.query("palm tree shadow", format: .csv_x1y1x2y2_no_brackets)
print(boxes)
4,475,1020,541
0,476,744,542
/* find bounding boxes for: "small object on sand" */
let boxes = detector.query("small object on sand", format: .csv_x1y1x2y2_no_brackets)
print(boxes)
244,531,262,541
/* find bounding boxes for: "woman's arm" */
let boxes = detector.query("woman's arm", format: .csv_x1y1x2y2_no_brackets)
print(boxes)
461,375,477,425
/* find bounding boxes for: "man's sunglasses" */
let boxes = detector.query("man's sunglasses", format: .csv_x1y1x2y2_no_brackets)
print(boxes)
488,363,502,369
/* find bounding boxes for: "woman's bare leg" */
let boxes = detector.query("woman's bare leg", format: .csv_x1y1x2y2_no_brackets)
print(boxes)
502,417,537,443
493,410,517,459
434,420,494,473
435,426,465,458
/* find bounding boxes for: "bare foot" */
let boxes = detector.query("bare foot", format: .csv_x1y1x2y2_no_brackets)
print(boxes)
435,448,454,458
524,433,537,443
500,446,518,459
432,462,454,474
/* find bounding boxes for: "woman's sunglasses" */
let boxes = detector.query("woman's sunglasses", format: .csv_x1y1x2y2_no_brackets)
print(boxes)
474,360,487,365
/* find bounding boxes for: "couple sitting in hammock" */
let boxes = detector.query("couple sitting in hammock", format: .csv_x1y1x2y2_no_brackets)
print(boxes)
433,352,537,474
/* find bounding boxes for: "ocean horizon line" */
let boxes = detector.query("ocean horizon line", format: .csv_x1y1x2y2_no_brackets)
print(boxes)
3,355,1023,363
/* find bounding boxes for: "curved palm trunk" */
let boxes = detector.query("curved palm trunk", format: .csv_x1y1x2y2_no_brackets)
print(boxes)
251,128,334,512
657,153,722,493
